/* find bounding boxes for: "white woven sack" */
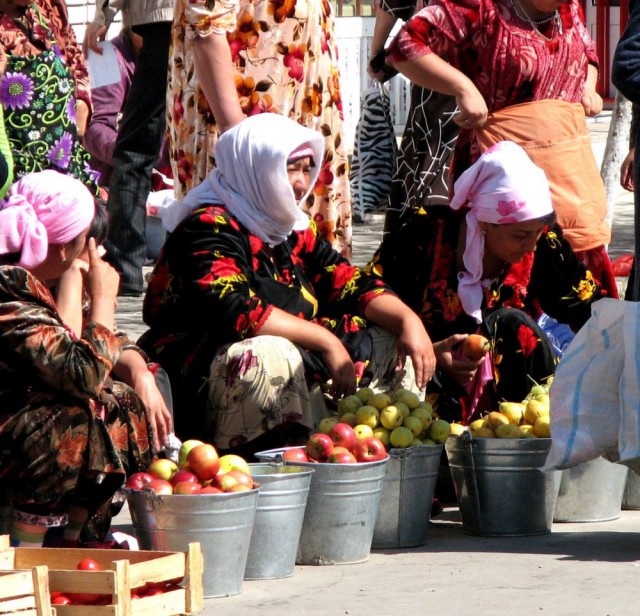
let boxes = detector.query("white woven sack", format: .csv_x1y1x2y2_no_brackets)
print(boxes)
544,298,624,471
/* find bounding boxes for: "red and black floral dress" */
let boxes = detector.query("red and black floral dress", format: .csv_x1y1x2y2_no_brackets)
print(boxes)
0,265,154,516
139,205,397,445
367,207,603,421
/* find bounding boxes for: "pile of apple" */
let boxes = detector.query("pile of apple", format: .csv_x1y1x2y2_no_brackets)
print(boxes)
313,386,450,453
49,558,184,606
454,381,552,439
126,440,258,495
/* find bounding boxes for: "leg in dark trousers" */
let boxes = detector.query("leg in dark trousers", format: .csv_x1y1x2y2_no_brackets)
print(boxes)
105,22,171,295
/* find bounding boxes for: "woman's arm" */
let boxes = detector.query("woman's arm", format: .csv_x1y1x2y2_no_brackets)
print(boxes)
368,7,398,80
111,349,174,449
362,294,436,390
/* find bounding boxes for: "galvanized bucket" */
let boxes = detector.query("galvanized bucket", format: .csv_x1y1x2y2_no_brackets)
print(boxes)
256,448,388,565
245,464,314,580
372,444,443,548
127,489,258,598
445,434,559,536
622,469,640,510
554,458,628,522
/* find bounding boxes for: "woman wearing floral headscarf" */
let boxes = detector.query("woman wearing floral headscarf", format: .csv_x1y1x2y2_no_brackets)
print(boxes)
0,170,169,547
368,141,603,424
0,0,99,192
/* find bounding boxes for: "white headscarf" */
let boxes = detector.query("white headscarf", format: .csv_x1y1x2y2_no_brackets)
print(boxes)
449,141,554,323
160,114,324,245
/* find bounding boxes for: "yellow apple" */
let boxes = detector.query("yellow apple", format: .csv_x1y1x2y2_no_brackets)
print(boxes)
354,424,374,440
495,424,525,438
498,402,524,425
403,415,423,437
390,426,414,448
524,399,549,425
379,405,404,430
337,395,363,417
355,405,380,429
393,390,421,410
218,454,250,475
483,411,510,430
318,416,339,434
472,426,495,438
449,422,467,436
368,392,392,411
534,415,551,438
429,419,451,444
372,426,390,448
520,424,538,438
411,407,433,430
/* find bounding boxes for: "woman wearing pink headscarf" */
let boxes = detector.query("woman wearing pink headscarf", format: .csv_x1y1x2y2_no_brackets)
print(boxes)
0,170,171,548
368,141,604,424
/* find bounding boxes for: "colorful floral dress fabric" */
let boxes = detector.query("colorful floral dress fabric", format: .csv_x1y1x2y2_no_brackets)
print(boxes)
0,1,98,192
169,0,352,257
0,265,154,514
139,205,397,445
367,207,603,419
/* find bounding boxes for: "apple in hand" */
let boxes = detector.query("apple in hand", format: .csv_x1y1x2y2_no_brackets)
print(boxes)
187,444,220,481
282,447,310,463
218,454,250,475
306,432,334,461
148,458,178,481
353,436,388,463
125,472,154,490
178,439,204,468
328,422,357,452
148,479,173,495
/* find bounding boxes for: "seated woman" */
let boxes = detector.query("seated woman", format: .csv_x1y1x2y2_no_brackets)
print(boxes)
0,170,171,547
139,113,436,457
368,141,603,423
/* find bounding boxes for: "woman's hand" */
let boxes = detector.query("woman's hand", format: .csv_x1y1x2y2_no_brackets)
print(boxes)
395,313,436,391
621,148,635,191
84,238,119,330
130,368,173,450
82,22,108,56
321,337,357,401
55,258,89,336
581,87,603,117
453,84,488,129
433,334,485,387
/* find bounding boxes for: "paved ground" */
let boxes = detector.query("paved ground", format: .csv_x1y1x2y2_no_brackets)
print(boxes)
112,111,640,616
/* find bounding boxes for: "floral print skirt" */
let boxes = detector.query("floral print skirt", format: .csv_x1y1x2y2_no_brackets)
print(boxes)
206,328,416,450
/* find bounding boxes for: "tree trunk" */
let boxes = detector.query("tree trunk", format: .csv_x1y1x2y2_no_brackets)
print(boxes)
601,92,632,229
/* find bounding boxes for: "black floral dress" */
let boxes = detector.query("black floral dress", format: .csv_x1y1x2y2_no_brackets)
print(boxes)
367,206,603,421
0,265,154,516
139,205,397,445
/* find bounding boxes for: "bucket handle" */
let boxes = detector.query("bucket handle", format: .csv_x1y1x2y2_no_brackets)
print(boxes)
462,431,484,534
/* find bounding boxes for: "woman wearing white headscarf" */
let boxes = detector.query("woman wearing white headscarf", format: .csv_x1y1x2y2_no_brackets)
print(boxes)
140,114,436,456
368,141,603,424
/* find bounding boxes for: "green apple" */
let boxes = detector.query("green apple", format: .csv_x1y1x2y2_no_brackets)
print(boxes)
178,439,204,469
429,419,451,444
337,395,363,417
318,416,339,434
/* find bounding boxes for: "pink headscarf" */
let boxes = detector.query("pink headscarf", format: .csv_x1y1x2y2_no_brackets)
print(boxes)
449,141,554,323
0,170,95,269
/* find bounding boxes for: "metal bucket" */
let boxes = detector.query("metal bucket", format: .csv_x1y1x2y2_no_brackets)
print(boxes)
372,444,443,548
245,464,314,580
554,458,628,522
127,489,258,598
256,448,388,565
622,469,640,510
445,435,558,537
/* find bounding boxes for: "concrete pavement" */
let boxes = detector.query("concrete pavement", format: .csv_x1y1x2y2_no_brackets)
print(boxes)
113,110,640,616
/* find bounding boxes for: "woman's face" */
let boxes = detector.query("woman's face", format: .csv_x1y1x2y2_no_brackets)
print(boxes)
482,219,547,264
287,156,313,202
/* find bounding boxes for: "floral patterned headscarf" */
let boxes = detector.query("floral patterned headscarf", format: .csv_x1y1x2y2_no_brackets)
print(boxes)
450,141,554,323
161,114,324,245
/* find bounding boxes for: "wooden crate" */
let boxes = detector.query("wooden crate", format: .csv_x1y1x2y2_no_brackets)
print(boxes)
0,565,53,616
0,536,203,616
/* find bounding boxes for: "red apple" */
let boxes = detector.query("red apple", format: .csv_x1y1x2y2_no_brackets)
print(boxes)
125,472,154,490
148,458,178,481
148,479,173,495
215,473,239,492
328,422,357,452
225,469,254,489
306,432,334,462
353,436,388,463
199,486,224,494
282,447,310,463
170,469,199,486
77,558,101,571
51,595,72,605
173,481,202,495
187,444,220,481
327,449,357,464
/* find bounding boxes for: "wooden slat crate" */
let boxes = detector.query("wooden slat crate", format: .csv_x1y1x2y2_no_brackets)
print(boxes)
0,536,203,616
0,565,53,616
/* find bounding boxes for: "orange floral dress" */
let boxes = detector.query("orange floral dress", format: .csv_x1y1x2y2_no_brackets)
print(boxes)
169,0,352,257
